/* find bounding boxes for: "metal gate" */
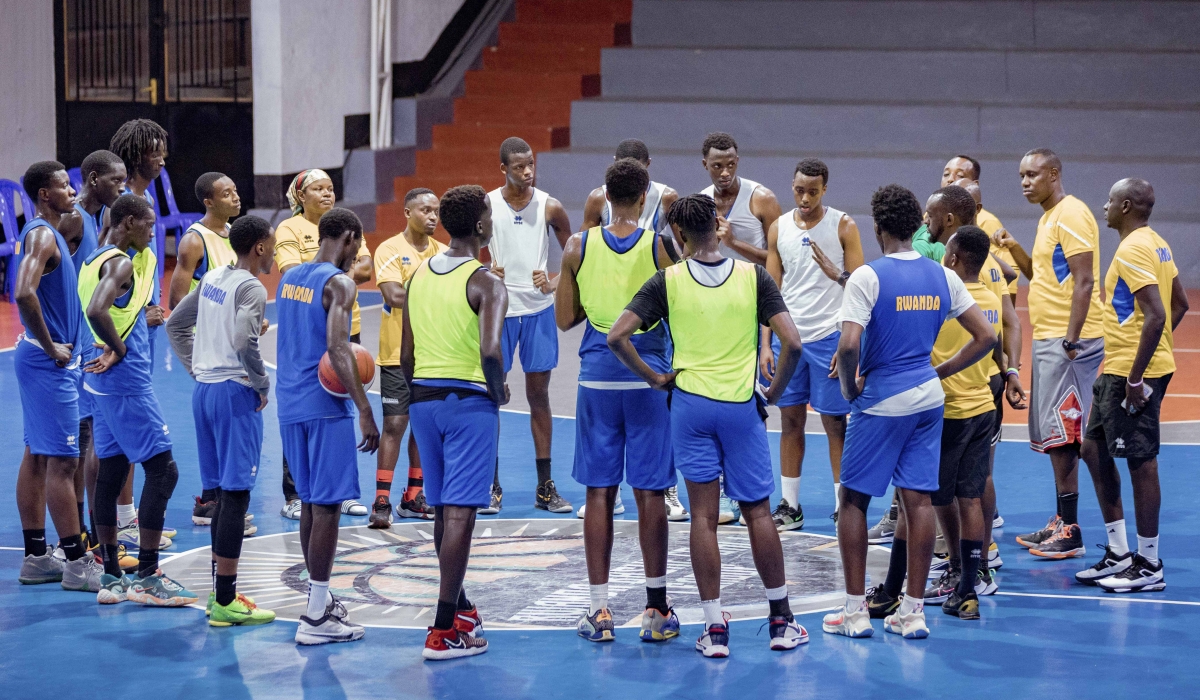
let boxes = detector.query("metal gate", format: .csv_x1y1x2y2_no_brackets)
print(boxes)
54,0,254,210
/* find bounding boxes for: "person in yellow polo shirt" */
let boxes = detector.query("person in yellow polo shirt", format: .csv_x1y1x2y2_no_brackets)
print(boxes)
168,172,241,310
1076,178,1190,594
941,156,1020,295
273,169,373,519
367,188,446,529
992,148,1104,558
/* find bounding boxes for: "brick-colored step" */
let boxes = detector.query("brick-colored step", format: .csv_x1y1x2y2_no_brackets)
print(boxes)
464,70,588,100
482,44,601,73
499,23,618,48
416,148,508,176
516,0,631,24
454,96,571,125
392,175,506,202
432,124,559,152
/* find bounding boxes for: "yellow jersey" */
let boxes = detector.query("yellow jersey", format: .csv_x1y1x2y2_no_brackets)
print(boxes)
978,207,1018,295
1027,195,1104,341
274,214,372,335
373,233,445,366
945,244,1009,377
932,282,1002,420
1101,227,1177,378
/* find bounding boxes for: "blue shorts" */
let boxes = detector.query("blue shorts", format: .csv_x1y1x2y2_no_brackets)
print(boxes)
15,342,81,458
90,391,173,464
502,305,559,374
767,333,850,414
195,381,264,492
410,392,499,508
280,417,359,505
77,375,93,420
840,406,943,497
572,386,674,491
670,390,774,503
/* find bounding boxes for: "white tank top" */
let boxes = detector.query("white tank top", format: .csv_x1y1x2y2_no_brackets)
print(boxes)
603,180,667,233
702,177,764,262
193,266,260,385
487,187,553,317
776,206,845,343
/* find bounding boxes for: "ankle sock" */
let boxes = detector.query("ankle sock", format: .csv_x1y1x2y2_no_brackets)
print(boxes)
1138,534,1159,565
1057,492,1078,525
117,503,136,528
22,528,47,557
60,534,84,562
405,463,424,502
899,594,923,616
1105,520,1129,556
844,593,866,613
101,544,122,577
701,598,723,627
883,538,908,598
766,584,792,620
589,583,608,614
781,476,800,508
215,574,237,606
536,458,552,486
957,539,982,599
645,575,668,614
374,469,393,500
307,580,330,619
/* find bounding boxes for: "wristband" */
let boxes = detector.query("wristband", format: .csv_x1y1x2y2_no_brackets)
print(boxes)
1127,378,1143,388
1005,368,1019,378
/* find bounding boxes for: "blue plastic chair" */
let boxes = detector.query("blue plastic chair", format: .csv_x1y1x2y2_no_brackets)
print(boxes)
68,167,83,194
157,167,202,253
0,179,27,297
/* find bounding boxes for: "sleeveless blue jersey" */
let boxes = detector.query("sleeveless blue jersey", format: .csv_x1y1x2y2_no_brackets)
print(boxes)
15,218,81,352
854,255,951,411
82,246,154,396
276,262,352,424
71,203,100,273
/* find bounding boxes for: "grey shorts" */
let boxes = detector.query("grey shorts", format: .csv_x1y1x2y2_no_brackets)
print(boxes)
379,366,410,417
1029,337,1104,452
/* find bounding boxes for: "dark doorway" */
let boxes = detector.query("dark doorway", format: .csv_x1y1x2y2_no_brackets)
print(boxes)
53,0,254,211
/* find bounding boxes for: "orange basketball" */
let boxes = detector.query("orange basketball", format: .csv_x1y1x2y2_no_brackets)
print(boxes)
318,343,376,398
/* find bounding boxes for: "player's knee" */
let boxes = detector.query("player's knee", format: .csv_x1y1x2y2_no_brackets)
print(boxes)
213,490,251,559
143,452,179,501
840,486,871,512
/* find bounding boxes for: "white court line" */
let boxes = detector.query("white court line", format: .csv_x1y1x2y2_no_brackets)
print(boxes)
0,546,24,550
995,591,1200,607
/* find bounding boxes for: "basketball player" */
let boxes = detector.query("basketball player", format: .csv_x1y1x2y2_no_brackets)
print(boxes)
761,158,863,530
168,171,241,309
942,155,1019,293
1076,179,1188,593
993,149,1104,558
276,208,379,644
369,188,445,528
579,139,685,521
81,194,194,606
557,159,679,643
483,137,573,514
274,169,372,520
822,185,994,640
167,215,276,626
13,161,99,591
610,194,809,657
402,185,505,660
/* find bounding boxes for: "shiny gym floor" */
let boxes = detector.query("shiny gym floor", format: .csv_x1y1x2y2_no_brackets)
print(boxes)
2,290,1199,699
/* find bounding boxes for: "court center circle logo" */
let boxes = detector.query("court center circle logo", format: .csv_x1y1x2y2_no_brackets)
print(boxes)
163,519,890,629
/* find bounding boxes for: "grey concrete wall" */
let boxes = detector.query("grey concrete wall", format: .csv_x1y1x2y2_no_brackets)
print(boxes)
0,0,56,181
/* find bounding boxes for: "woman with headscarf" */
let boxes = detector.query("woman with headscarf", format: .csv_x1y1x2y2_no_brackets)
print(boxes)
273,169,373,520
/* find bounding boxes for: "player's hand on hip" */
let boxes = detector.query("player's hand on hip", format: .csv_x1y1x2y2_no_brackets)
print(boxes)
1125,380,1149,414
827,353,839,380
358,413,380,454
145,304,165,327
85,344,122,373
48,341,73,366
1005,374,1028,409
651,370,678,392
759,346,776,382
260,319,270,336
491,265,505,280
532,269,551,293
256,392,269,412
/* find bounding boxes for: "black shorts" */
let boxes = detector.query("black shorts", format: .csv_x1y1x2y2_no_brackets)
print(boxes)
380,366,410,417
988,372,1004,446
933,411,995,506
1084,373,1171,460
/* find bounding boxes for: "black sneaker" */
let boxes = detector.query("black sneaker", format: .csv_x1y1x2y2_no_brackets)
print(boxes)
478,485,502,515
1016,514,1061,548
192,496,217,525
1097,553,1165,593
942,588,980,620
771,499,804,531
368,497,392,529
865,585,899,619
924,566,960,603
975,565,998,596
1029,523,1085,559
535,480,573,514
397,490,435,520
1075,545,1134,585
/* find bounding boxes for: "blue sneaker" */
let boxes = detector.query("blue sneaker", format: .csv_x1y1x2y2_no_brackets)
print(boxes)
696,620,730,658
718,490,739,525
97,573,132,605
577,608,615,642
126,572,198,607
640,606,680,642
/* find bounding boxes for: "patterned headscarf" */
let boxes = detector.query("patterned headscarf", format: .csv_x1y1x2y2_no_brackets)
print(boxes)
286,168,332,216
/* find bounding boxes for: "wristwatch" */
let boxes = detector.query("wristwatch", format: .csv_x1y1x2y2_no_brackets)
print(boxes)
1062,339,1082,353
837,270,851,285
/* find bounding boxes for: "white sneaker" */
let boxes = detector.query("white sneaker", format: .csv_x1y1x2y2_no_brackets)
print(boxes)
341,499,368,516
280,500,302,520
992,511,1005,528
61,555,105,592
718,490,739,525
767,616,809,650
821,606,873,638
884,609,929,639
695,619,730,658
988,542,1003,570
575,493,625,519
1097,553,1165,593
1075,545,1133,585
18,552,64,585
664,486,689,521
295,612,366,645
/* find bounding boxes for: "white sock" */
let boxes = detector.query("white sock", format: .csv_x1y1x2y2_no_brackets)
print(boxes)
307,580,330,620
701,598,723,627
117,503,137,528
844,593,866,612
1105,520,1129,556
781,476,800,507
834,482,841,507
645,575,666,589
899,594,924,616
765,584,787,601
1138,535,1159,565
589,583,608,614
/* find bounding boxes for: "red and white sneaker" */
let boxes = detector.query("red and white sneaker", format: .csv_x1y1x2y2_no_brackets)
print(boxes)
455,606,484,638
423,626,489,661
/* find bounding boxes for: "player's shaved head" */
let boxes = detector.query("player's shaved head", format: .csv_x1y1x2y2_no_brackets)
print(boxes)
953,178,982,207
1112,178,1155,218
